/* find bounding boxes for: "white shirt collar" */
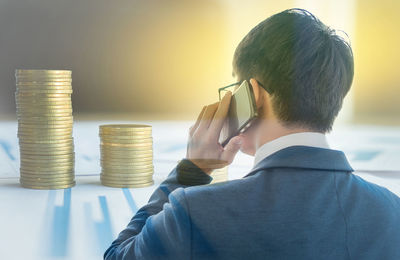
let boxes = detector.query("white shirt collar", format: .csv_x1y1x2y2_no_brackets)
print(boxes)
253,132,330,167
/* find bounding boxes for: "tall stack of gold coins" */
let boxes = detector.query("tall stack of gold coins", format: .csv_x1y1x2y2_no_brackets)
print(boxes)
99,124,154,188
15,70,75,189
210,166,228,183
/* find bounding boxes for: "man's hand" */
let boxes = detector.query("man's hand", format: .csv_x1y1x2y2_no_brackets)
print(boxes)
186,91,242,174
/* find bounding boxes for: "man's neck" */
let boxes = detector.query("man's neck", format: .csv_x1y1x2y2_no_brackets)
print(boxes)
254,119,318,152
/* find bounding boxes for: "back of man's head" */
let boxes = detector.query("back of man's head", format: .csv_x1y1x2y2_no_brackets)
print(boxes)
233,8,354,133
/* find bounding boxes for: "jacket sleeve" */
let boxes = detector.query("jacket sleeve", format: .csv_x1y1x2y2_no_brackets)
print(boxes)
104,159,212,260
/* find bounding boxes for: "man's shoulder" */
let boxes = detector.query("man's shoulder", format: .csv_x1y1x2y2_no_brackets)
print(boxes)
337,172,400,209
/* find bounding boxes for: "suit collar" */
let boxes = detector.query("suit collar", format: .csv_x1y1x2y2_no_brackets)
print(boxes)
246,146,353,177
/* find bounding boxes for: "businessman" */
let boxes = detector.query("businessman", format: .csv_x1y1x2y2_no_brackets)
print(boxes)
105,9,400,259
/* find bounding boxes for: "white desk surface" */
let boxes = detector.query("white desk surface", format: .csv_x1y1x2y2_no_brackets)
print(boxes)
1,121,399,260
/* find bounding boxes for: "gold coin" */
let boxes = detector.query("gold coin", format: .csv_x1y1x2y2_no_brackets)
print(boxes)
15,100,72,105
100,136,152,141
18,127,73,132
100,142,152,148
18,135,73,141
19,138,74,144
18,127,72,132
15,91,71,97
101,177,153,184
20,163,74,169
20,176,74,183
18,107,73,112
100,155,153,161
20,170,74,177
100,160,153,166
20,149,73,156
20,180,76,186
100,150,153,155
101,169,154,175
18,124,73,130
100,133,152,139
18,138,73,143
101,169,153,175
100,146,153,152
17,114,73,119
100,156,153,162
17,81,72,86
20,159,74,165
16,89,73,94
21,156,74,162
101,157,153,161
100,140,152,146
101,178,154,185
18,117,73,123
17,103,72,109
100,173,152,179
99,130,152,135
101,180,154,188
20,172,74,177
20,180,74,186
16,97,71,101
20,181,75,190
21,150,74,156
16,79,72,84
20,167,74,174
15,69,71,74
17,105,72,109
20,160,74,166
20,162,74,168
19,142,74,148
19,140,73,147
16,98,72,103
16,86,72,91
20,174,75,182
18,118,73,122
100,124,151,130
101,162,153,169
20,171,74,178
18,129,73,135
19,146,74,152
100,147,153,152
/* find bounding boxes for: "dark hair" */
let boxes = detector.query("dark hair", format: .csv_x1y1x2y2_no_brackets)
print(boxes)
233,8,354,132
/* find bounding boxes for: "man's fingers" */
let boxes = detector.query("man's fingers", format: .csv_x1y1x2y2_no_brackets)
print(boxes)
209,91,232,137
197,102,219,132
220,136,242,164
189,106,206,136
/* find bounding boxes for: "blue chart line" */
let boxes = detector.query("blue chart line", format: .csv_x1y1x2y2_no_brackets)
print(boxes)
50,188,72,257
0,139,15,161
95,196,114,252
82,155,91,161
122,188,138,213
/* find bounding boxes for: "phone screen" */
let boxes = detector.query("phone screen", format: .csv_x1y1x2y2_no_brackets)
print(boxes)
219,80,258,146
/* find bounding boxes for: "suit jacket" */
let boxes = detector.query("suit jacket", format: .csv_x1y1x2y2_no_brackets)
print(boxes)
104,146,400,259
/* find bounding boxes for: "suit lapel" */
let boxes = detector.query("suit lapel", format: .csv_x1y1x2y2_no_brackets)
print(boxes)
245,146,354,178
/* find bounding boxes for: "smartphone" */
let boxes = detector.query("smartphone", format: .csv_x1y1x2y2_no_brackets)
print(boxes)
219,80,258,147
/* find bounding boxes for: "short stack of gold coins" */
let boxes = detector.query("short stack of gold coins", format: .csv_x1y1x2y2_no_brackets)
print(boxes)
99,124,154,188
210,166,228,183
15,69,75,189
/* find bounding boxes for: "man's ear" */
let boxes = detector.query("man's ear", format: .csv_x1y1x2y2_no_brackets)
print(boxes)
249,78,264,108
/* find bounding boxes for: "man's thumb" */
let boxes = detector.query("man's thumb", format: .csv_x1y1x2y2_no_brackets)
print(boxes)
221,136,242,164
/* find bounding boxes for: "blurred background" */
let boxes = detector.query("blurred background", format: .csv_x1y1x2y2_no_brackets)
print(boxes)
0,0,399,124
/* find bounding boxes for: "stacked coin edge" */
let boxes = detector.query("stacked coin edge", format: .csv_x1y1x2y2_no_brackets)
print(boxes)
99,124,154,188
16,69,75,189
